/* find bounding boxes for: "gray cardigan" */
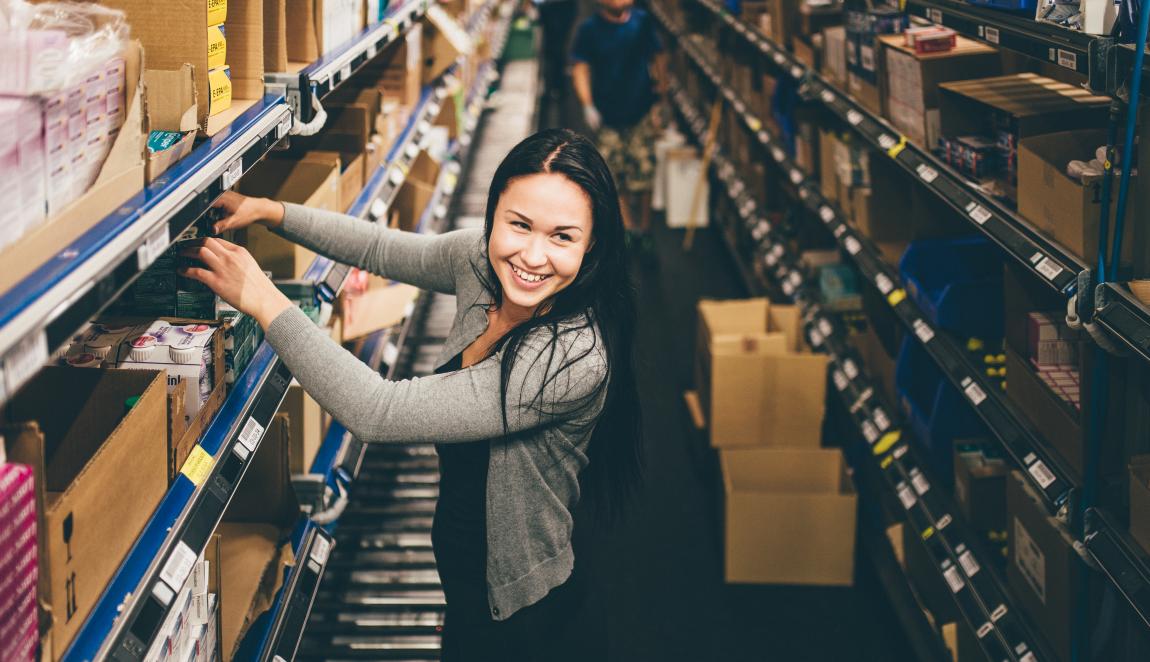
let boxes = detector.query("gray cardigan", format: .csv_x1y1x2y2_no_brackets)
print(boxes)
264,203,608,620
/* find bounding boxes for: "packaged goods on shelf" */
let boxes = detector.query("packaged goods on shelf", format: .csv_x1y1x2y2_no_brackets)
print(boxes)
694,298,828,448
844,7,905,115
1026,312,1078,369
1130,456,1150,555
143,66,199,181
901,26,956,53
721,447,857,585
1006,470,1081,662
821,25,848,85
953,444,1008,556
208,66,233,116
0,463,37,662
880,34,999,149
209,0,229,27
143,551,217,662
291,103,376,209
208,25,228,69
4,368,169,658
286,0,367,61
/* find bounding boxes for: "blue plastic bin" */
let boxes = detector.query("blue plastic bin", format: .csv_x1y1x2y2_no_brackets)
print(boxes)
965,0,1037,12
899,236,1004,341
896,337,990,483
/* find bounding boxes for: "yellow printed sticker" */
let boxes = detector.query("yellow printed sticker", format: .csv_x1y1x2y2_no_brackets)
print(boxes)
921,526,935,540
385,18,401,39
180,445,214,486
872,430,901,456
747,117,762,132
880,455,894,470
886,135,907,158
887,288,907,306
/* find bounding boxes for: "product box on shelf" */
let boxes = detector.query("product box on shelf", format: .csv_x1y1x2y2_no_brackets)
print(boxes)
422,4,474,85
103,0,264,133
218,413,298,659
392,149,441,232
694,298,828,449
292,103,373,208
237,152,341,278
143,66,199,183
1018,129,1140,269
0,41,146,298
3,367,168,659
336,270,419,342
844,8,905,116
880,35,999,149
0,462,37,662
1005,470,1078,662
286,0,367,62
821,26,848,86
953,444,1008,550
264,0,289,72
208,25,228,70
721,447,857,585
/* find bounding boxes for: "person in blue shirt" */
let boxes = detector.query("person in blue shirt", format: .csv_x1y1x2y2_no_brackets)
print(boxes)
571,0,667,257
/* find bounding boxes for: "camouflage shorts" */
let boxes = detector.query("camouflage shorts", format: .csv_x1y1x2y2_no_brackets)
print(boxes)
597,111,659,194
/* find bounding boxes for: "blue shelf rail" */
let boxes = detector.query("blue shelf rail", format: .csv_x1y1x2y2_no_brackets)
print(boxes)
0,98,292,407
666,71,1058,662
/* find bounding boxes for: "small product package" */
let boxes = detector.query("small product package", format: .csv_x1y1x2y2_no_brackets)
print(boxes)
116,321,219,424
208,66,232,116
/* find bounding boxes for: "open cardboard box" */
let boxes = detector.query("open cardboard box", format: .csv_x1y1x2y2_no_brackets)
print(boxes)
292,103,374,210
721,447,857,585
218,413,298,660
694,298,828,449
3,367,169,659
144,66,199,183
391,150,441,232
237,152,341,278
336,271,419,341
422,5,474,86
103,0,265,135
0,40,146,297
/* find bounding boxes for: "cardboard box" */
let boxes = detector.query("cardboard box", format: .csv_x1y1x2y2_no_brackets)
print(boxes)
1130,456,1150,556
282,383,325,474
954,445,1008,544
226,0,266,99
392,150,441,231
292,103,373,207
263,0,289,72
1006,470,1078,662
1018,129,1140,268
695,298,828,448
821,26,848,86
881,35,999,148
336,273,420,341
721,448,857,585
218,413,297,659
0,41,145,297
143,66,198,183
421,5,473,85
664,147,709,229
847,71,883,117
4,367,169,658
237,152,340,277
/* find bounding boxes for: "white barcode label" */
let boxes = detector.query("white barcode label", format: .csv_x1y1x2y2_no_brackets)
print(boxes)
773,52,786,65
913,319,935,343
967,204,992,225
789,169,803,185
771,244,785,259
757,130,770,144
790,66,804,79
1035,257,1064,281
862,421,879,443
137,224,170,271
782,280,796,296
238,417,265,451
2,332,47,396
770,147,785,163
910,470,930,495
340,63,353,82
734,100,746,115
875,273,894,295
936,514,952,529
369,198,387,220
276,117,292,140
819,206,835,223
1020,652,1037,662
161,541,198,591
741,200,756,216
730,180,745,196
991,604,1008,622
928,8,943,23
1028,460,1057,489
1057,49,1078,70
833,225,846,238
764,250,778,267
756,221,771,239
389,167,405,186
977,622,995,639
367,42,378,58
221,158,243,189
809,329,824,347
833,370,849,391
734,22,746,33
943,565,965,593
957,548,981,578
383,342,400,367
818,319,833,337
310,535,332,564
843,359,859,380
873,408,890,431
846,110,863,126
844,237,862,255
893,445,908,460
878,134,896,150
984,26,1000,44
916,164,938,183
788,271,802,288
963,381,987,406
897,483,917,509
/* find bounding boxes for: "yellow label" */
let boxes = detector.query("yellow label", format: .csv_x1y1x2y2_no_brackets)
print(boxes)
886,135,907,158
208,26,227,70
747,117,762,132
887,288,907,306
208,66,232,116
180,445,214,486
880,455,894,470
207,0,227,27
872,430,901,456
921,526,935,540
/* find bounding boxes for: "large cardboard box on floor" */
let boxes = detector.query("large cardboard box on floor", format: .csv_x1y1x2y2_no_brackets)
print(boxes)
1005,470,1078,662
1018,129,1140,269
218,413,297,659
721,448,857,585
3,368,169,659
695,298,828,448
880,35,999,148
237,152,341,278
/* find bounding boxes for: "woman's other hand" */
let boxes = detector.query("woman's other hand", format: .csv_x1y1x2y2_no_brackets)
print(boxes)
179,238,294,329
211,191,285,234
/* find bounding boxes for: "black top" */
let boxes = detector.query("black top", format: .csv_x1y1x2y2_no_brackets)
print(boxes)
431,352,491,609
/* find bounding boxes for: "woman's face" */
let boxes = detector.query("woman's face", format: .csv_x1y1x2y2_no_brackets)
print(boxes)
488,173,594,316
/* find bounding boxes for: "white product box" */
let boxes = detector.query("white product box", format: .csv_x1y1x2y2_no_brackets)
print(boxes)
664,147,710,229
17,99,46,237
0,100,21,251
115,321,218,425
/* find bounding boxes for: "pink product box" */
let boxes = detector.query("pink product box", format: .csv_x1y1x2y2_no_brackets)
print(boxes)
0,29,69,96
0,100,20,250
0,464,37,662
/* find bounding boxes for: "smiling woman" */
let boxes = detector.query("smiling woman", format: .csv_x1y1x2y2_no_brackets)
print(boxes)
179,128,642,661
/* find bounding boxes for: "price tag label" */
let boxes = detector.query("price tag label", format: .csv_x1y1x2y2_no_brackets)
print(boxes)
843,359,859,380
221,158,243,190
916,163,938,183
1035,257,1064,281
340,63,353,83
943,565,965,593
781,280,796,296
1027,459,1057,489
959,548,981,577
388,167,406,186
789,169,803,185
966,203,992,225
873,407,890,432
844,236,862,255
770,146,786,163
773,52,786,65
846,110,864,126
757,130,770,144
787,271,802,288
764,249,778,267
910,469,930,495
878,134,897,150
383,342,400,367
137,224,171,271
818,318,833,337
160,541,198,592
913,319,935,343
310,535,333,565
820,89,835,104
733,100,746,115
875,273,894,295
936,514,952,530
369,198,387,220
237,416,266,452
788,65,803,79
276,116,292,140
897,483,917,509
928,8,943,23
808,328,824,347
833,369,849,392
818,206,836,224
862,420,879,443
984,26,1000,44
367,41,378,59
2,332,47,397
962,379,987,406
756,220,771,237
893,444,908,460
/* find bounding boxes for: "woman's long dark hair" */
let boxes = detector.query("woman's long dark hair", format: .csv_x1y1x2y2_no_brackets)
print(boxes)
476,128,642,525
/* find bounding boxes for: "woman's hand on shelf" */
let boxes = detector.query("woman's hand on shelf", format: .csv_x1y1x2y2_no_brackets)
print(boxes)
211,191,285,234
179,237,294,330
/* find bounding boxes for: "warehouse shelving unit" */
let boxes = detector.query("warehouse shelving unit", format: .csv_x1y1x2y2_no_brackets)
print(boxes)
36,1,511,660
654,0,1150,647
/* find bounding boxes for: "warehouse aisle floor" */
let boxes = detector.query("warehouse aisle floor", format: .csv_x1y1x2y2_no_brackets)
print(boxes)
538,94,917,661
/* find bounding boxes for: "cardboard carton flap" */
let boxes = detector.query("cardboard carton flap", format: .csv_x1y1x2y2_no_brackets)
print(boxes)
217,523,289,659
145,65,199,132
722,448,848,494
